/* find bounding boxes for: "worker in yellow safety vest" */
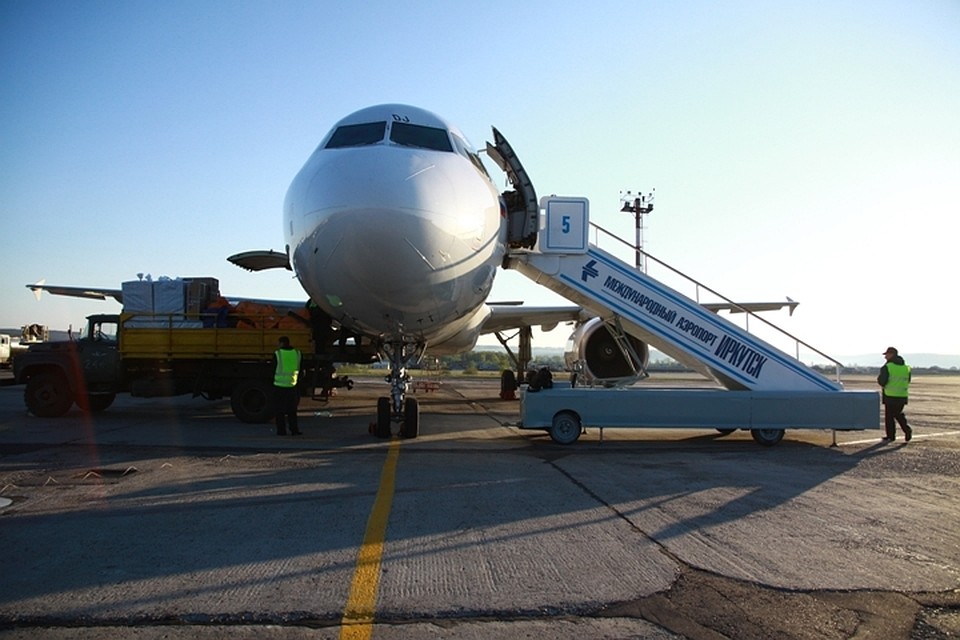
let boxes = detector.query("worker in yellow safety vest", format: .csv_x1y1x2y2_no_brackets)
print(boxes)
877,346,912,443
273,336,302,436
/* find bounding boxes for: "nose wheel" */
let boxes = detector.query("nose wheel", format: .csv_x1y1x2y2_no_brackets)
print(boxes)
400,397,419,438
374,396,420,439
373,341,423,439
375,397,391,438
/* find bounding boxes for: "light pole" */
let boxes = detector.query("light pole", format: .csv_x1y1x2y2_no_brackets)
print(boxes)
620,189,655,272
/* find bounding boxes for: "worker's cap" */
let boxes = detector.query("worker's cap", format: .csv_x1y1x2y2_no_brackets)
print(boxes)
883,347,898,355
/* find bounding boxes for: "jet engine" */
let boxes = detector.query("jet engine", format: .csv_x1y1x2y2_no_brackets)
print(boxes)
564,317,649,386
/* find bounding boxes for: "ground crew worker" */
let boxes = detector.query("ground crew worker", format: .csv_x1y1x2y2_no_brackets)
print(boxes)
273,336,302,436
877,346,912,443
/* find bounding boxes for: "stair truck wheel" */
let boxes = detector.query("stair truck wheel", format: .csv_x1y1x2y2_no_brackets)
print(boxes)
231,379,275,423
375,397,392,438
400,397,419,439
550,410,582,445
24,371,74,417
751,428,785,446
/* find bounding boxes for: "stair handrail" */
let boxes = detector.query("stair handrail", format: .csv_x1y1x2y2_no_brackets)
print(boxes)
589,221,844,381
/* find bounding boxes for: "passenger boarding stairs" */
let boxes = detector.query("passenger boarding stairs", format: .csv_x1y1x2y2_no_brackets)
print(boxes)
505,197,844,393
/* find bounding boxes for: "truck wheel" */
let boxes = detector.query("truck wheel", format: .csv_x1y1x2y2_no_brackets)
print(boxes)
25,371,74,417
231,380,274,423
751,428,784,446
400,397,419,439
79,393,116,413
375,397,391,438
550,411,582,445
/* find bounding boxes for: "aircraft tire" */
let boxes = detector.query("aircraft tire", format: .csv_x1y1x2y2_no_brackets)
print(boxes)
231,379,274,424
751,428,785,446
401,397,419,439
550,410,582,445
375,397,392,438
24,371,74,417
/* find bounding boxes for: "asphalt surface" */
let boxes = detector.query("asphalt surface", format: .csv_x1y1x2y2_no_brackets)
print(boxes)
1,373,958,639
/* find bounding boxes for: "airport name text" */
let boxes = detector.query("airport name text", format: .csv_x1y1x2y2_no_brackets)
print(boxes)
714,335,767,378
675,317,719,347
603,276,677,324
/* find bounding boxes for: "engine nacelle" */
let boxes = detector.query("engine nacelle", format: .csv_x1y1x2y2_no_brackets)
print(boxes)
564,317,649,386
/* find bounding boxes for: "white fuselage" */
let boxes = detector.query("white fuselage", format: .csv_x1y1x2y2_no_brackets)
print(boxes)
284,105,506,353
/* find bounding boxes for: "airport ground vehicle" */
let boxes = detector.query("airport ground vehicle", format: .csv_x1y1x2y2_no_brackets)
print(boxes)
1,324,49,369
13,302,372,422
519,382,879,445
0,334,11,368
16,313,292,422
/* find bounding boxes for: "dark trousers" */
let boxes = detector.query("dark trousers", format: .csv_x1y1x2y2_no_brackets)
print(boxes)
883,398,910,439
275,386,300,434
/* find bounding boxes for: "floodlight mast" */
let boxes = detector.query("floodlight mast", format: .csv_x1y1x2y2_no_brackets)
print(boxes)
620,189,655,272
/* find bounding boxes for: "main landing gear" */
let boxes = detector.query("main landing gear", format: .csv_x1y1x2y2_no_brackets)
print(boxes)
373,341,421,439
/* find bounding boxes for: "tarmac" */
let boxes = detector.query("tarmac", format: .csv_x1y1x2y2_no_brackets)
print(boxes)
0,373,958,639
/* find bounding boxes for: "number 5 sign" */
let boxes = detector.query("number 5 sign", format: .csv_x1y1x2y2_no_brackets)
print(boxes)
541,196,589,254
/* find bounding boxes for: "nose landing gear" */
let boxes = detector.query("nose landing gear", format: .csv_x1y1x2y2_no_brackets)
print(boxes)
373,340,422,439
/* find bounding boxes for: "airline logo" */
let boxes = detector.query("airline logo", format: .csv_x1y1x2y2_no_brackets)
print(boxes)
581,260,599,282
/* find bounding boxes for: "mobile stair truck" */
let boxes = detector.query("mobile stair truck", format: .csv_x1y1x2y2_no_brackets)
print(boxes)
509,197,879,445
13,277,371,422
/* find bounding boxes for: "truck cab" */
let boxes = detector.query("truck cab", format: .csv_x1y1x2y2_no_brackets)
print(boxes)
76,315,122,393
14,314,123,417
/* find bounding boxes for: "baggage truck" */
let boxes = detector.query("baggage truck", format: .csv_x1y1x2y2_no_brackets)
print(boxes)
13,312,319,422
15,276,377,422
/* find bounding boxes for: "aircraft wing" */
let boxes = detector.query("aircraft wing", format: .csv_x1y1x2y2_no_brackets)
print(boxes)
482,305,587,334
26,280,307,312
27,281,124,303
703,297,798,315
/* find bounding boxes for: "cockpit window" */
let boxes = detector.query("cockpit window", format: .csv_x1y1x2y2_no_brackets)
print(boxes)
389,122,453,152
452,133,491,178
325,121,387,148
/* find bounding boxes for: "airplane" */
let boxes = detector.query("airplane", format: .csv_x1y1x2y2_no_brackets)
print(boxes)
229,104,581,438
27,103,799,438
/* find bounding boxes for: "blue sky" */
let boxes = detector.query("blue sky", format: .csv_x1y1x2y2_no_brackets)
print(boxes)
2,1,958,360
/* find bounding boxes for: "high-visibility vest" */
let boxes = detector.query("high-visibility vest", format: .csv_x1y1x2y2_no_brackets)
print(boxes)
883,363,911,398
274,349,301,388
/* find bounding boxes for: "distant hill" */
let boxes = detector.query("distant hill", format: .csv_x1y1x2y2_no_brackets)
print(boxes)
839,353,960,369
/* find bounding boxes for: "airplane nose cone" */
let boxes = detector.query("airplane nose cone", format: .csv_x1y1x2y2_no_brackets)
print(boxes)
304,148,459,274
288,147,497,335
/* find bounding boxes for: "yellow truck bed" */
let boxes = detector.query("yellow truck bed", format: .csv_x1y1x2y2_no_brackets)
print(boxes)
119,314,313,359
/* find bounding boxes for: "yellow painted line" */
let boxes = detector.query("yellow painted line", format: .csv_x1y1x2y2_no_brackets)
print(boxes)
340,437,401,640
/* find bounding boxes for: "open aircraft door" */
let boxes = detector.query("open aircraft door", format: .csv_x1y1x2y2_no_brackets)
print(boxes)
487,127,538,249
